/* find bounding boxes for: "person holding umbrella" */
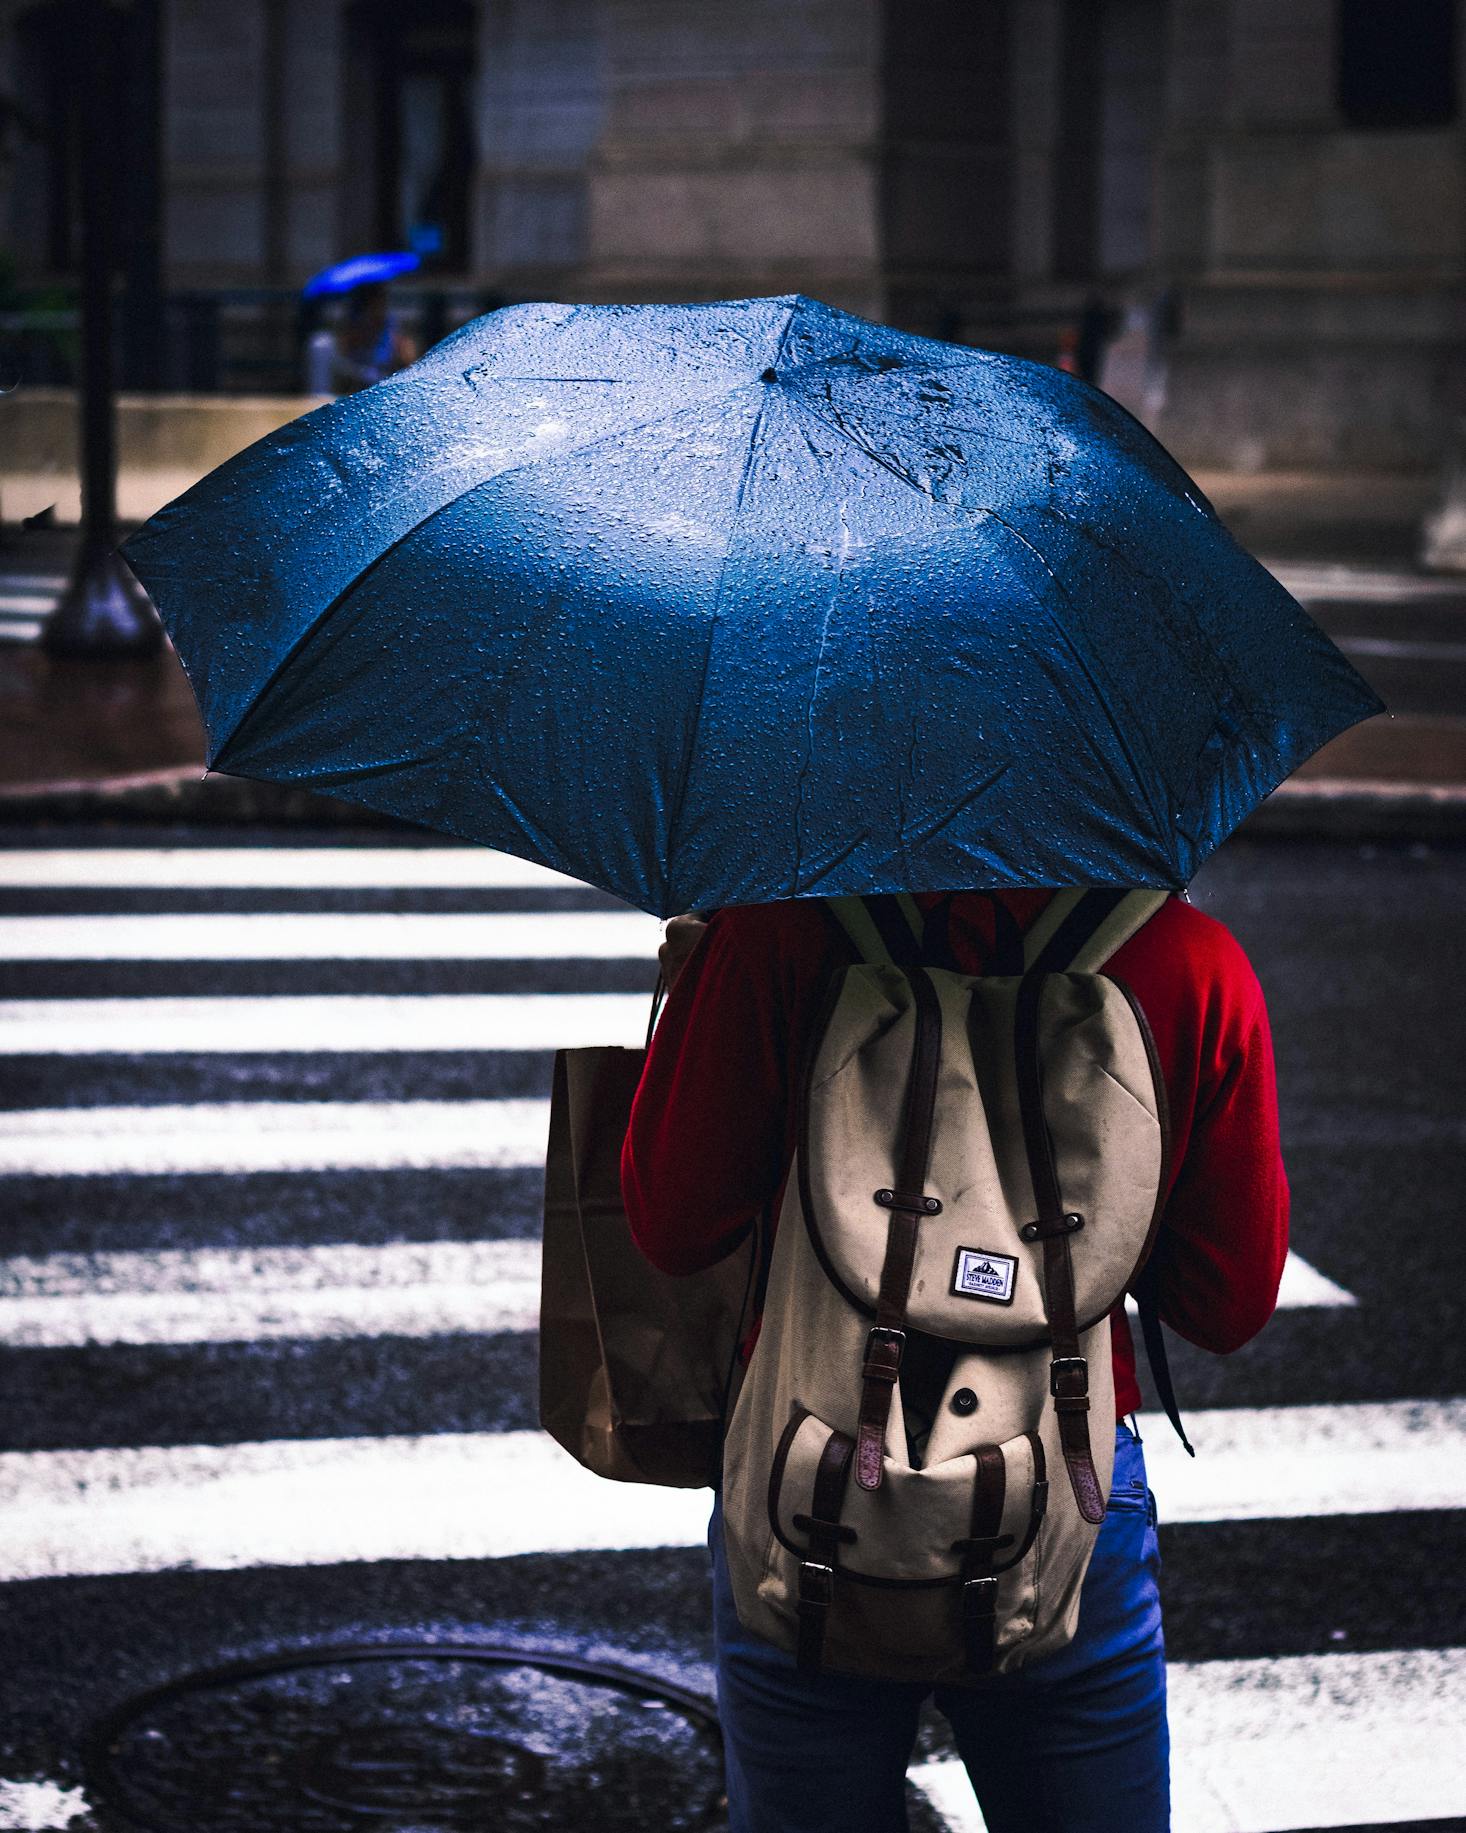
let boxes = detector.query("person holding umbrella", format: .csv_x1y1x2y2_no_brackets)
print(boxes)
122,294,1382,1833
623,888,1287,1832
301,252,421,395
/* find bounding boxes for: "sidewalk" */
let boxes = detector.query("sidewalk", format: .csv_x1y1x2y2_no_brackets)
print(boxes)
1,496,1463,844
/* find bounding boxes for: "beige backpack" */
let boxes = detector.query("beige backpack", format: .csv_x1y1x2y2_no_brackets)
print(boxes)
719,888,1174,1684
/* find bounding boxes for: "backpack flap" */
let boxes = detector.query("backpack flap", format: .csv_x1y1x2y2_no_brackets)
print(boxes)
799,964,1166,1349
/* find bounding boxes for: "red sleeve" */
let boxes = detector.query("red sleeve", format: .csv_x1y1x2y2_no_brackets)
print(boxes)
1107,899,1290,1354
620,903,829,1275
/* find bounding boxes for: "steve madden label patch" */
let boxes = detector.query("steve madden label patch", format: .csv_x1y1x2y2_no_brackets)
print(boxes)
952,1247,1018,1305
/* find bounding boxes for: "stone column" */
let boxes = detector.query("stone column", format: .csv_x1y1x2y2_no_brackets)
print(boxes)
1155,0,1466,472
880,0,1014,338
164,0,270,285
474,0,606,296
1008,0,1066,288
162,0,341,289
584,0,883,316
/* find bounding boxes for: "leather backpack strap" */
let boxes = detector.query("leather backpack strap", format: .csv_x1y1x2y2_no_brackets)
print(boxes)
824,893,924,966
855,965,944,1491
953,1442,1008,1674
823,897,946,1492
1019,888,1090,969
794,1427,856,1672
1033,887,1195,1455
1132,1255,1195,1456
1030,888,1171,974
1014,968,1106,1525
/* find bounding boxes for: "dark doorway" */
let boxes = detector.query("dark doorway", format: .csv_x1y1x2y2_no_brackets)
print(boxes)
345,0,477,272
1337,0,1457,129
879,0,1013,335
1052,0,1167,282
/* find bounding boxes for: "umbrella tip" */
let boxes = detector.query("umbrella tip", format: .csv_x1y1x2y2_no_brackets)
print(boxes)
760,367,779,384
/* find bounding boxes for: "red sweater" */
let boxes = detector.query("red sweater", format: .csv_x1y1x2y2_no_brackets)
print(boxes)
621,891,1289,1419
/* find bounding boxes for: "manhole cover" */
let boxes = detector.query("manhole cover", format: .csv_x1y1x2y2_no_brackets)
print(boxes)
86,1645,725,1832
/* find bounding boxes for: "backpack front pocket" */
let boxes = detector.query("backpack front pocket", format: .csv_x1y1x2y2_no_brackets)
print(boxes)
760,1407,1048,1682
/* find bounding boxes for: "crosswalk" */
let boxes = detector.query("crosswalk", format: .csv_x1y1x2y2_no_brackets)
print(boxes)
0,569,64,645
0,835,1462,1832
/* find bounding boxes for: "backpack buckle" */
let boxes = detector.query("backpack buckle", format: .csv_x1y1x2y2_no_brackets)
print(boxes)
799,1561,835,1608
961,1575,998,1621
863,1326,905,1382
1049,1355,1088,1398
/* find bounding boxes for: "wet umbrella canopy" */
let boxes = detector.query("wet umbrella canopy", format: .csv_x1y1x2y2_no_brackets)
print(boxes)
125,296,1381,917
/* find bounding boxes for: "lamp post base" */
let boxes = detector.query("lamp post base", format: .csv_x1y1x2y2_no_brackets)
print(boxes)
42,543,163,658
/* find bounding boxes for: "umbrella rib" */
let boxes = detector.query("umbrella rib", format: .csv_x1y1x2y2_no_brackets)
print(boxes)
788,491,851,896
979,508,1175,847
660,300,804,901
1030,499,1349,857
796,379,1062,463
210,376,760,770
471,375,632,384
791,397,951,504
792,395,1174,836
1040,502,1275,749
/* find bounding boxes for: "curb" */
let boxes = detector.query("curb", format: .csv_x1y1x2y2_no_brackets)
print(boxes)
2,764,1464,845
1242,777,1466,844
0,766,416,831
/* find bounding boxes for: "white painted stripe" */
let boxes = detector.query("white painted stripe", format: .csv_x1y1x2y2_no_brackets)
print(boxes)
0,1778,89,1831
1336,634,1466,663
0,910,661,960
0,595,57,614
1142,1397,1466,1522
1169,1648,1466,1831
0,1430,714,1581
907,1760,990,1833
0,992,648,1054
0,622,40,643
0,1238,1348,1344
0,1238,542,1345
1124,1250,1355,1317
0,1098,551,1175
0,847,594,891
0,574,67,591
0,1400,1460,1582
912,1648,1466,1833
1271,1248,1356,1307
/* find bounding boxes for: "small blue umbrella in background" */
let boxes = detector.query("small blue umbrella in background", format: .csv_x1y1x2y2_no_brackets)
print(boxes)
123,295,1382,918
302,251,421,298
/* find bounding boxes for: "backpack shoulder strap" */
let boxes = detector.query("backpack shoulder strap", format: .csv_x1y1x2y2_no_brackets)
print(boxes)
1023,889,1171,974
828,889,1170,972
1024,886,1193,1456
824,894,925,966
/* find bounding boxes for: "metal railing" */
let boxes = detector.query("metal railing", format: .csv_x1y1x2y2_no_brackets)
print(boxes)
0,286,510,395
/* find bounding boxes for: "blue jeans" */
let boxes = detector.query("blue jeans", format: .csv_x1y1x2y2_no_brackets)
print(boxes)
710,1422,1168,1833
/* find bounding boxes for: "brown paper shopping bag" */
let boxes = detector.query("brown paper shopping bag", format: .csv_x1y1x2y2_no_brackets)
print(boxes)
539,1043,755,1488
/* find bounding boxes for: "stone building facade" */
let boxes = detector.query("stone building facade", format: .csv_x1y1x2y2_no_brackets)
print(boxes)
1,0,1461,469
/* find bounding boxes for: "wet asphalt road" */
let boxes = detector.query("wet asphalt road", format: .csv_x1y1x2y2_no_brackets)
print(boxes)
0,825,1463,1831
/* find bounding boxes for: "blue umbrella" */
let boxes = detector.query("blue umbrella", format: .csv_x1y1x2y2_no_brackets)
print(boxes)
124,295,1381,917
302,251,420,298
